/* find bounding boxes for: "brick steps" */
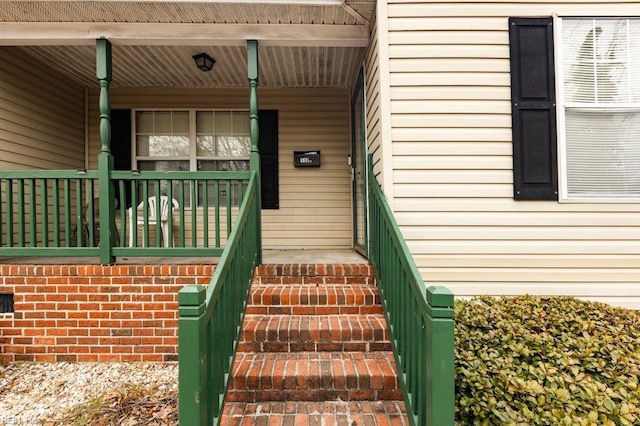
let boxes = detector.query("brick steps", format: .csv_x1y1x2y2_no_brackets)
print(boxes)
222,262,408,423
227,352,402,403
246,285,383,315
237,314,392,353
221,401,409,426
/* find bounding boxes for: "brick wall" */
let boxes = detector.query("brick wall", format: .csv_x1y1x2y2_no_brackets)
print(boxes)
0,264,213,362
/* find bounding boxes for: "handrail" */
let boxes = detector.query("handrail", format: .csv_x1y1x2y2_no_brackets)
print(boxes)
0,170,100,256
0,169,249,259
178,170,260,426
366,154,455,426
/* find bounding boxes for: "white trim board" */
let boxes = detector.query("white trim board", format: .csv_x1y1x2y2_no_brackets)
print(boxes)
0,23,369,47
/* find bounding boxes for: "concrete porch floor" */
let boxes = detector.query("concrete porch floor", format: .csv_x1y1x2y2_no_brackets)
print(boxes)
0,249,368,265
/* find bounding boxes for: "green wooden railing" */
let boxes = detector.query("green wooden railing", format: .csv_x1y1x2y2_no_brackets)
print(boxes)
177,171,260,426
0,170,100,256
0,170,249,259
367,155,455,426
112,170,250,258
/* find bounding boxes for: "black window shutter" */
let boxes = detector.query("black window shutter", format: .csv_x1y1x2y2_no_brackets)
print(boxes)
509,17,558,200
111,109,133,209
258,110,279,209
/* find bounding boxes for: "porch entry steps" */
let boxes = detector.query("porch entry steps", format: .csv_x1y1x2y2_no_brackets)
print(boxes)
220,263,409,425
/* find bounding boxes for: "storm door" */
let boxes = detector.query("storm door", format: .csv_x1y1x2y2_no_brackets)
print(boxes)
351,69,367,255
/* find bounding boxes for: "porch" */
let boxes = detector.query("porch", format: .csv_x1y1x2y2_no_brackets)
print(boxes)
0,248,367,265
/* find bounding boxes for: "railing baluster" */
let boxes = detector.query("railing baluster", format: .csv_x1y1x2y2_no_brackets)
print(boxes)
87,189,95,247
142,180,149,247
131,178,138,248
5,179,13,247
28,179,36,247
226,180,231,238
215,180,220,248
17,179,25,247
190,181,197,247
118,180,126,247
154,180,162,247
178,180,185,248
64,179,72,247
52,180,60,247
202,180,209,248
41,179,48,248
167,179,174,248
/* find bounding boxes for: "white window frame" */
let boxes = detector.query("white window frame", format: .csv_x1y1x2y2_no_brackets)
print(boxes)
132,108,251,172
131,108,251,208
556,16,640,203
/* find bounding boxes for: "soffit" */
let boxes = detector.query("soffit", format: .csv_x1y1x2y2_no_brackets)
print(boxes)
0,1,374,25
19,44,365,88
5,1,373,89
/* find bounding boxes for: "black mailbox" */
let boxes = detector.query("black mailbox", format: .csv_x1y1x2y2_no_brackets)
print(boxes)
293,150,321,167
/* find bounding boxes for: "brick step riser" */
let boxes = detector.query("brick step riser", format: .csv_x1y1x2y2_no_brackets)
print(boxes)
238,315,391,353
222,401,408,425
255,265,374,278
237,341,392,353
249,287,380,306
229,353,401,403
245,306,383,315
226,388,404,403
252,276,375,286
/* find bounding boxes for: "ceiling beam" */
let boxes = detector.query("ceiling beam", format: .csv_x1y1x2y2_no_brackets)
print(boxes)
0,22,369,47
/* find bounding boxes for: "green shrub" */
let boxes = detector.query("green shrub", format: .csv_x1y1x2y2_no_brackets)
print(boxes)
455,295,640,425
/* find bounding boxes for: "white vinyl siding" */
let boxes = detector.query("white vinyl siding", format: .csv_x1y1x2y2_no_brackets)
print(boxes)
365,11,384,179
88,87,352,250
385,0,640,308
0,47,85,170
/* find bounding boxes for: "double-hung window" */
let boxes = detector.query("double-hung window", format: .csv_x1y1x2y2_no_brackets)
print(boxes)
558,18,640,200
134,110,250,206
509,17,640,201
135,110,250,173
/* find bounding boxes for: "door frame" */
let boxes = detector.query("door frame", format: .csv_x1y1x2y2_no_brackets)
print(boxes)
351,68,368,255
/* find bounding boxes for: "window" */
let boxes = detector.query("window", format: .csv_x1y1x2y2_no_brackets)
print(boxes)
131,109,279,209
509,17,640,201
135,110,250,173
134,110,251,206
559,18,640,199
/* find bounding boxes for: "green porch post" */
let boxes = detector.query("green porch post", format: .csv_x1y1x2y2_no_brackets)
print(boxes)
426,286,455,426
248,40,262,264
178,285,209,425
96,38,115,264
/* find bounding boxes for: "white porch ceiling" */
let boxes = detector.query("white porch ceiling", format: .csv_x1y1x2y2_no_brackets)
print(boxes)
2,1,373,89
18,44,366,88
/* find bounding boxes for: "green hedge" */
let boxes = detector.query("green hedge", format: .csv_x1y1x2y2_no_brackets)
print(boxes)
455,295,640,425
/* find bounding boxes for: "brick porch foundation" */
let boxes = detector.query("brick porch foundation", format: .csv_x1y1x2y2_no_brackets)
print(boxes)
0,264,213,362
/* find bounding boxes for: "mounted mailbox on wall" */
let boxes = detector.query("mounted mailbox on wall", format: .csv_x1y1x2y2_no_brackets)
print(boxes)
293,150,321,167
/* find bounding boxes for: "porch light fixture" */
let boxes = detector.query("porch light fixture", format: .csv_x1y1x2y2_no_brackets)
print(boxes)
192,53,215,72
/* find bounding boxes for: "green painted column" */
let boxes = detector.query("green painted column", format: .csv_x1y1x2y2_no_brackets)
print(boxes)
96,38,115,264
426,286,455,426
247,40,262,264
178,285,209,425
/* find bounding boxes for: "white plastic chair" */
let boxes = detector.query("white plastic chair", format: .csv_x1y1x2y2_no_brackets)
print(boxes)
127,195,179,247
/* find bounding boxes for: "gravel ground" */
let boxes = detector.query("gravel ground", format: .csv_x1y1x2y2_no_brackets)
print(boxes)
0,362,177,425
